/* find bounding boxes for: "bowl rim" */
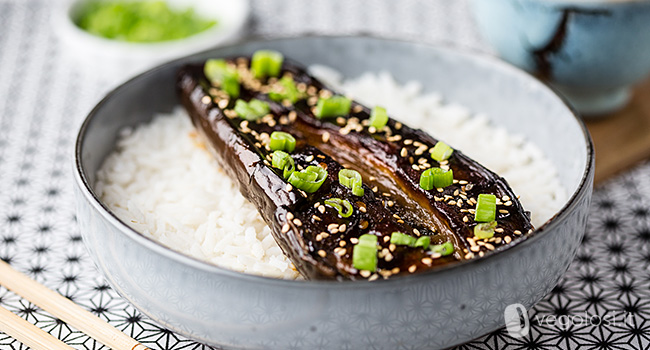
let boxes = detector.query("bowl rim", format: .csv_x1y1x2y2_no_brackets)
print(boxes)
74,34,594,289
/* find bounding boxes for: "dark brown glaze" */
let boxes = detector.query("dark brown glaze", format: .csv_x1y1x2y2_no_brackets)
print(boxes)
176,57,533,280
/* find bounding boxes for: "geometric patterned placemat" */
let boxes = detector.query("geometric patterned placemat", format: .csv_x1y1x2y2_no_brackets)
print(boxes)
0,1,648,349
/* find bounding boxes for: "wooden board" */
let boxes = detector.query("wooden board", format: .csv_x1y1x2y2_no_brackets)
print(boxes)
584,77,650,184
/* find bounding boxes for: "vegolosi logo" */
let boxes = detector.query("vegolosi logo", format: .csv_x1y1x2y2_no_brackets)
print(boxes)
504,303,530,338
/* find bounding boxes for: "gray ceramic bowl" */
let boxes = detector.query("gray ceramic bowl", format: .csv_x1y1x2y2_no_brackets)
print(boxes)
73,36,594,349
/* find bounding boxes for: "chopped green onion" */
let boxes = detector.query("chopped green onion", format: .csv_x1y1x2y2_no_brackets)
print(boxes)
358,234,378,247
338,169,364,196
287,165,327,193
414,236,431,249
419,167,453,190
430,241,454,256
369,106,388,129
271,150,295,179
430,141,454,162
474,221,497,239
324,198,353,218
204,59,239,97
251,50,283,79
390,232,417,246
314,96,352,119
269,76,302,103
269,131,296,152
475,194,497,222
353,234,377,271
234,99,269,121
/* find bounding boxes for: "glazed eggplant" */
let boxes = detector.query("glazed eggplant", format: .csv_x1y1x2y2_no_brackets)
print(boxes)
176,54,533,280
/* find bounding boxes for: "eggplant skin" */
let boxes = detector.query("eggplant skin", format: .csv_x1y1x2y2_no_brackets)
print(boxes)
176,57,533,281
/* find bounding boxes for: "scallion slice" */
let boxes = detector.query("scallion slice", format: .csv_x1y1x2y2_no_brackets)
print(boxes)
369,106,388,129
358,234,378,247
475,194,497,222
271,150,295,179
390,232,417,246
353,234,378,271
251,50,283,79
430,241,454,256
430,141,454,162
234,99,270,121
339,169,364,196
269,131,296,152
474,221,497,239
269,76,302,103
314,96,352,119
204,59,240,98
287,165,327,193
419,167,453,190
324,198,354,218
414,236,431,249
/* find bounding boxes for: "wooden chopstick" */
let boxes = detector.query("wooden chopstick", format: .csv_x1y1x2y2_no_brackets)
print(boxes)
0,305,74,350
0,259,150,350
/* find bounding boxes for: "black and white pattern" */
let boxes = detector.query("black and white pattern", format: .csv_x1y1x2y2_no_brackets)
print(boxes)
0,0,649,349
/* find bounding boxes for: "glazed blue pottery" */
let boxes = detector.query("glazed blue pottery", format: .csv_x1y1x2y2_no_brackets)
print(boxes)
470,0,650,115
74,36,594,349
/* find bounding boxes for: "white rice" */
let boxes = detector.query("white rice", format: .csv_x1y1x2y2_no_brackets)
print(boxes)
95,69,566,280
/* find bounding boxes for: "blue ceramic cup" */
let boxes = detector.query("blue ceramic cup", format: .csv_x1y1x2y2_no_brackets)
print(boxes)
470,0,650,116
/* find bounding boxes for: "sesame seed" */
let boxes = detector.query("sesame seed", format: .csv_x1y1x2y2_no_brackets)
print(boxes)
314,202,320,208
315,234,322,241
293,219,302,226
448,200,457,206
372,186,378,192
312,215,322,221
453,190,460,196
392,214,401,220
404,139,413,145
465,252,475,259
400,148,408,157
412,164,420,170
499,209,508,214
459,180,468,185
408,265,417,273
495,237,502,244
485,243,495,251
322,132,330,143
318,250,327,258
389,244,396,252
359,206,367,213
328,223,338,231
340,241,347,247
470,245,480,252
514,230,522,235
368,274,379,281
495,228,504,233
413,228,420,236
463,216,469,222
352,105,363,113
286,184,293,192
281,224,290,233
218,99,229,109
421,257,433,265
287,212,294,220
306,155,314,162
201,95,211,104
395,122,403,130
528,229,533,234
339,224,347,232
479,251,485,257
368,126,377,134
502,195,511,201
318,206,325,214
350,237,359,244
468,238,476,246
504,236,512,243
505,201,513,206
360,270,371,278
431,252,442,259
263,160,270,166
